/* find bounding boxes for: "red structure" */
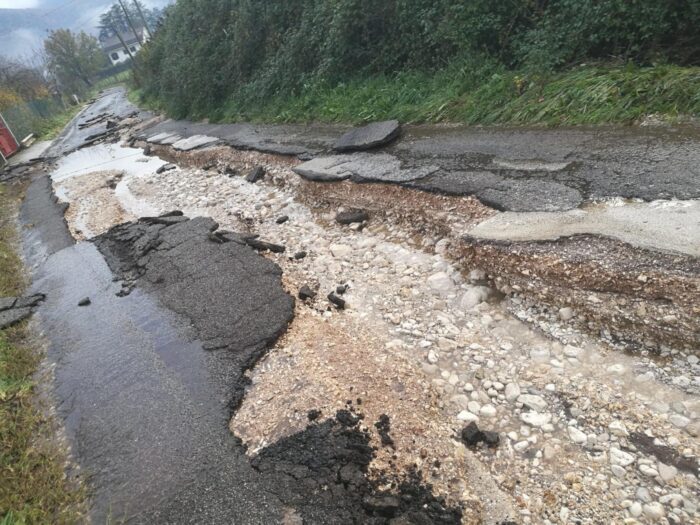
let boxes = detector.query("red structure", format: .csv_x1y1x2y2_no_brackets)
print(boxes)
0,112,20,160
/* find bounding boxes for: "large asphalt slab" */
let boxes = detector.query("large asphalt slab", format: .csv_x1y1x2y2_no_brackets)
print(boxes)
93,215,296,410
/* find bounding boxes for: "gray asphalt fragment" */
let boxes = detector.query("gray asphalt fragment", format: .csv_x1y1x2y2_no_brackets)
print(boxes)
294,153,440,184
334,119,401,151
171,134,220,151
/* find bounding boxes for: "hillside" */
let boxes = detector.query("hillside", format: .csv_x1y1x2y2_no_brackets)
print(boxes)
136,0,700,126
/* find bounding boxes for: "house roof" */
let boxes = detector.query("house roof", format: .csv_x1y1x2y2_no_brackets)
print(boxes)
101,27,145,52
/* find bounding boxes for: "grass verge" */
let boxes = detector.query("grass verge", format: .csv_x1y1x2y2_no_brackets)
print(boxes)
210,63,700,126
0,183,85,524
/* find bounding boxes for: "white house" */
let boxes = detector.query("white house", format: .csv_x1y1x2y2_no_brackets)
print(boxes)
102,27,149,66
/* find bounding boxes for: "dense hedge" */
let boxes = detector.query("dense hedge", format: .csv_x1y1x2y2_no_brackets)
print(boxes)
139,0,700,119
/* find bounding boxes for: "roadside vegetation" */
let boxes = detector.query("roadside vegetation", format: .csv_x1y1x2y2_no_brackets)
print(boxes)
0,184,84,524
136,0,700,126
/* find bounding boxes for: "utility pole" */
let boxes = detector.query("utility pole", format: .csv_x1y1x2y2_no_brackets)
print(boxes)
111,21,140,86
118,0,143,45
112,23,137,65
133,0,153,39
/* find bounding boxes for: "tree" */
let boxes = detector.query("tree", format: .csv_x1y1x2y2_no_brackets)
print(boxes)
98,1,163,41
44,30,106,93
0,57,50,102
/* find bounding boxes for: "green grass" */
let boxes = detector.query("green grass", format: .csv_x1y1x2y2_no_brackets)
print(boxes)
33,106,84,142
0,184,85,525
206,63,700,126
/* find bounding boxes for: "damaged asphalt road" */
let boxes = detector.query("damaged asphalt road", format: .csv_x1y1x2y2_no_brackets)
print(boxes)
22,142,462,522
10,87,699,523
135,90,700,212
93,213,295,410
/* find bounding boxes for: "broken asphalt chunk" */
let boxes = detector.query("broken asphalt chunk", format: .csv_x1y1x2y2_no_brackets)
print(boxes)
328,292,346,310
461,422,500,448
334,120,401,152
0,308,33,330
483,431,500,447
362,495,401,517
374,414,395,448
461,422,485,447
298,285,316,301
0,297,17,311
336,210,369,225
78,297,91,307
246,166,265,183
14,294,46,309
335,409,360,427
156,163,177,174
293,251,307,260
244,238,285,253
275,215,289,224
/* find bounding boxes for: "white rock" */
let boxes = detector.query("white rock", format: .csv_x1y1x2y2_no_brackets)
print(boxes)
457,411,479,423
460,286,491,309
608,420,629,437
505,383,521,402
568,426,588,444
559,307,575,321
609,447,635,467
427,350,439,364
629,502,643,517
529,348,550,363
642,502,665,521
520,412,552,427
467,401,481,414
669,414,690,428
517,394,548,412
639,464,658,477
480,405,497,418
514,440,529,452
468,268,486,282
434,239,450,255
427,272,453,294
450,394,470,410
607,364,626,374
610,465,626,478
657,463,677,482
563,344,583,358
330,243,352,258
543,444,556,460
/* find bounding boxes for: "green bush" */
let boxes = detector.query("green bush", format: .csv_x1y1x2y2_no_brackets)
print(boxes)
138,0,700,121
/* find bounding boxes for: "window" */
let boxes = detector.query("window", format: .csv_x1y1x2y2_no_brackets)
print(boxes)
111,52,119,61
130,46,137,53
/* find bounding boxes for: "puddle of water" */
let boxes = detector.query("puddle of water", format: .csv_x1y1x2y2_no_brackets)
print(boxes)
468,198,700,256
51,144,166,183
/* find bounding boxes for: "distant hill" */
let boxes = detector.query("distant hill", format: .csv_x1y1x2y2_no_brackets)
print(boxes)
0,0,172,60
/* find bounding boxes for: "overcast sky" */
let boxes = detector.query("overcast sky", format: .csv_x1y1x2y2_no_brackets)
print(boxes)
0,0,173,59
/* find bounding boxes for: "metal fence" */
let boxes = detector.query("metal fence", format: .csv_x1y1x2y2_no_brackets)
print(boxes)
2,96,67,142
